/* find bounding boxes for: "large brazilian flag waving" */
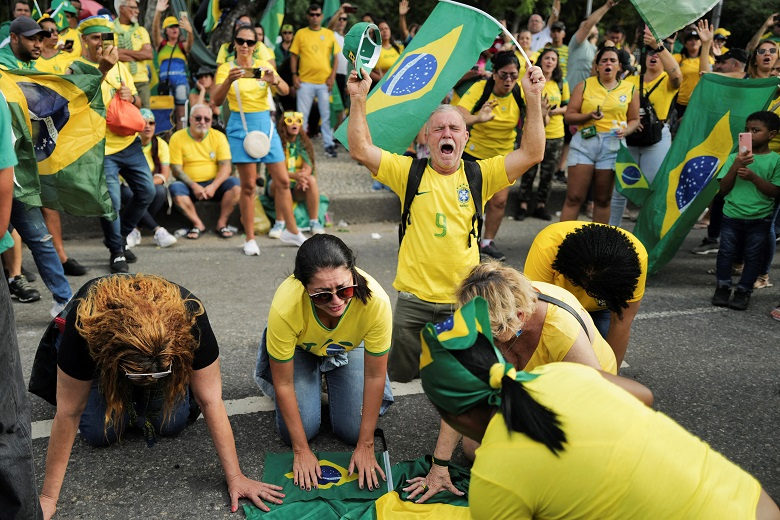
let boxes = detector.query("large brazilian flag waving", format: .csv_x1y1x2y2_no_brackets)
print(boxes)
633,74,777,274
334,0,501,154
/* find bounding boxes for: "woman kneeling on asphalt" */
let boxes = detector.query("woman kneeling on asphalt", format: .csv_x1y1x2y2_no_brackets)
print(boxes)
254,234,394,491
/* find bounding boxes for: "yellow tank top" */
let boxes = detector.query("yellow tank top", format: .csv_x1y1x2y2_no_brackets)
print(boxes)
578,76,634,133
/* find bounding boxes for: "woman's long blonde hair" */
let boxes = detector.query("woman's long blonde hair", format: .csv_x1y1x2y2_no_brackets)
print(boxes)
76,275,203,434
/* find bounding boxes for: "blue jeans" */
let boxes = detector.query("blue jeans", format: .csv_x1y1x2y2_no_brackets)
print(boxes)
121,183,167,231
589,308,611,340
297,82,333,149
716,216,772,291
10,199,72,304
101,139,155,252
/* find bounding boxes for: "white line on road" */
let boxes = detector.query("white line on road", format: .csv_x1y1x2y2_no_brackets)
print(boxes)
635,307,728,320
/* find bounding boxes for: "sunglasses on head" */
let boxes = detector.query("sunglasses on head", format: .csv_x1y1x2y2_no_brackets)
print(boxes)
758,47,778,55
193,115,211,123
308,285,357,305
125,361,173,381
235,37,256,47
284,112,304,125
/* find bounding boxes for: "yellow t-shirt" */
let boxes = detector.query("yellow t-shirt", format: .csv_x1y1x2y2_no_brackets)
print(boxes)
142,136,170,173
116,23,151,84
216,41,274,65
542,78,570,139
515,50,539,79
469,363,761,520
57,28,82,61
266,269,392,362
168,128,231,183
375,152,511,303
289,27,340,84
35,52,74,74
215,58,277,113
674,53,713,106
625,72,680,121
458,81,522,159
578,76,635,133
523,221,648,312
374,44,403,74
76,57,137,155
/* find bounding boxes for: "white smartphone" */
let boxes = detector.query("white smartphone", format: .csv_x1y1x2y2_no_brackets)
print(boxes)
738,132,752,154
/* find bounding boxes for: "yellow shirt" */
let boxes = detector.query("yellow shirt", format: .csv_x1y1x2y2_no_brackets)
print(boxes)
458,81,522,159
542,78,570,139
35,51,74,74
674,53,713,106
515,50,539,79
215,58,277,113
526,282,617,374
216,41,274,65
375,152,511,303
374,44,403,74
266,269,392,362
523,221,648,312
469,363,761,520
116,23,151,84
76,57,137,155
57,28,82,61
626,71,680,121
142,136,170,173
578,76,634,133
289,27,340,84
168,128,231,183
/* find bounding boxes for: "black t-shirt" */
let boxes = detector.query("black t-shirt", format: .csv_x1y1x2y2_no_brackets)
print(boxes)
57,275,220,381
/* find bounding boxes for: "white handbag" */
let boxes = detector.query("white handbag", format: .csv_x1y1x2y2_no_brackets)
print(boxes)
233,79,273,159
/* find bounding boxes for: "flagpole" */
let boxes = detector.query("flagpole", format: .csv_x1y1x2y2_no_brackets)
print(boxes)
33,0,42,17
438,0,533,70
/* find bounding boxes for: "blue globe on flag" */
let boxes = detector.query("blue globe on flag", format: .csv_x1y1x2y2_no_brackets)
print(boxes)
621,165,642,186
18,82,70,162
675,156,719,211
318,464,342,485
381,54,437,96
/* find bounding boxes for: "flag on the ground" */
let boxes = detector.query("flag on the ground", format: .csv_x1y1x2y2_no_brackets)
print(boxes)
0,72,40,207
243,452,469,519
334,0,501,154
4,67,115,218
202,0,222,35
630,0,720,40
614,143,652,205
633,74,777,273
260,0,284,49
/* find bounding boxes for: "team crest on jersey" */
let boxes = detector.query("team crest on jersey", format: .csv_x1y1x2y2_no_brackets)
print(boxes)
619,94,627,103
457,182,470,207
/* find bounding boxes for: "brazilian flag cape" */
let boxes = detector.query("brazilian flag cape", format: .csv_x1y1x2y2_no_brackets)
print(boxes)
244,452,470,519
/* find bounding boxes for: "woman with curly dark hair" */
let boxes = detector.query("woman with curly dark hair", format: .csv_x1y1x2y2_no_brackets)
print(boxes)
39,274,284,519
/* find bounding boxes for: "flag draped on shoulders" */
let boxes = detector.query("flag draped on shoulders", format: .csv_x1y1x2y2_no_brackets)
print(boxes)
633,74,777,273
334,0,501,154
630,0,721,40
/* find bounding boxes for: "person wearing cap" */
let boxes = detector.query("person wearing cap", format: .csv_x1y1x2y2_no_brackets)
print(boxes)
711,49,749,76
545,20,568,76
189,66,220,123
0,16,47,69
35,15,76,73
527,0,560,52
347,43,546,383
73,15,155,273
672,22,714,119
152,0,193,130
113,0,153,108
57,1,84,60
713,27,730,56
748,12,780,53
418,297,780,520
0,1,33,49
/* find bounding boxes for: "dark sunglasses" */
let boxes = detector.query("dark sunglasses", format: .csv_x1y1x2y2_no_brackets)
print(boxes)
193,115,211,123
308,285,357,305
308,12,322,17
282,31,293,34
235,37,256,47
145,120,156,125
339,16,348,21
757,47,778,55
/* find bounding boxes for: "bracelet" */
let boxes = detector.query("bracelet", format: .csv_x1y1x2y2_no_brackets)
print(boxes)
431,455,450,467
656,44,665,53
153,173,167,184
292,71,298,75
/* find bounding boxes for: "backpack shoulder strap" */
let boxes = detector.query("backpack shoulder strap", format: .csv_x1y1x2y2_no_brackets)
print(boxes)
471,78,495,114
537,292,591,341
151,135,162,174
398,158,427,246
511,83,526,120
464,160,483,248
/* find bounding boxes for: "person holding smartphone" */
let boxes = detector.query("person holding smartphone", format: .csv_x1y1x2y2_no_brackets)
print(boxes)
35,15,75,73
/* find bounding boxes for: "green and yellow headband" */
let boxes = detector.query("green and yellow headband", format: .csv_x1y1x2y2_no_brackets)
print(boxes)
420,297,539,415
78,15,113,35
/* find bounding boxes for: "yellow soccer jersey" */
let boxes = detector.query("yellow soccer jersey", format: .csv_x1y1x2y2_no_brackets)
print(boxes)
374,44,403,74
169,128,231,183
626,72,679,121
458,80,521,159
57,28,82,61
375,152,511,303
542,78,570,140
215,58,278,113
35,52,74,74
523,221,648,312
674,53,713,106
290,27,340,84
142,136,170,173
266,269,392,362
578,76,635,133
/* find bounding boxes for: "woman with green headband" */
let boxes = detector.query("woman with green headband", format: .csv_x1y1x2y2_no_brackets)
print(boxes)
419,297,780,520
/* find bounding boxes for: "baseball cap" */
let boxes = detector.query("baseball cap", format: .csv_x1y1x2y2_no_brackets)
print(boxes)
551,21,566,31
9,17,49,38
713,27,730,40
342,22,380,79
61,2,79,15
162,16,179,29
194,66,216,77
715,48,748,64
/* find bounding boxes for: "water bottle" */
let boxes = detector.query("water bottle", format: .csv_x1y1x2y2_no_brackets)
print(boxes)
609,120,620,137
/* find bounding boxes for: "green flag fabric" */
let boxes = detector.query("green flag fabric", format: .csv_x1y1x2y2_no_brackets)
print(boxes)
323,0,341,25
202,0,222,35
244,453,469,519
632,74,777,273
49,0,75,31
614,143,652,205
260,0,285,50
334,0,501,154
630,0,721,40
0,72,41,207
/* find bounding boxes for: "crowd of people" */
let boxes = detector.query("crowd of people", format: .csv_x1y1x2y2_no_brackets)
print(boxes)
2,0,780,518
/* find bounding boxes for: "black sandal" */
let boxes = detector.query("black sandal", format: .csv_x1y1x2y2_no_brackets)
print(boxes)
186,227,204,240
215,226,234,239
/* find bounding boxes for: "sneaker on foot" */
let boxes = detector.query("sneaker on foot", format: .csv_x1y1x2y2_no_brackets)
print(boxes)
269,221,285,239
153,227,178,248
532,206,552,221
123,247,137,263
50,300,68,318
62,258,88,276
711,286,731,307
243,239,260,256
325,145,338,158
729,288,751,311
310,220,326,235
127,228,142,248
554,170,567,183
515,207,528,221
692,237,719,255
110,251,129,273
480,242,506,262
9,275,40,303
280,229,306,247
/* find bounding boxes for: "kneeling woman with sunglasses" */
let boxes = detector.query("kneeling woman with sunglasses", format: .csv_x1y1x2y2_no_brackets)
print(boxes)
40,274,284,519
255,234,394,492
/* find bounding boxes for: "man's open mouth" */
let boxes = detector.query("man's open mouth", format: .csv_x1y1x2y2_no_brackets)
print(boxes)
440,143,454,155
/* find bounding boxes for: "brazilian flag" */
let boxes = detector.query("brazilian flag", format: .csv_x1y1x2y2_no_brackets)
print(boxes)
0,72,40,207
334,0,501,154
202,0,222,35
614,143,652,205
3,67,115,218
633,74,777,273
260,0,285,48
244,453,469,519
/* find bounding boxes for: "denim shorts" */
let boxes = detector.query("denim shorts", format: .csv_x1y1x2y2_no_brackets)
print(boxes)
169,177,240,199
568,130,623,170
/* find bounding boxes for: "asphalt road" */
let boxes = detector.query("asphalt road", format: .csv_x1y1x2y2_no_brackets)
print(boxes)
10,217,780,519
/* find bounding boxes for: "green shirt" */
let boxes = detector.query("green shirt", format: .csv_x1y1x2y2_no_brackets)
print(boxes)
717,151,780,219
0,45,35,70
0,89,18,254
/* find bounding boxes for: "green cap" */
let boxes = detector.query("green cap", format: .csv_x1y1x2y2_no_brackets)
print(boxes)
420,297,539,416
78,15,113,35
342,22,380,79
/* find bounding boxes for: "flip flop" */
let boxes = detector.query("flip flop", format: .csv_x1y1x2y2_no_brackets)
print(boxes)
216,226,235,239
186,227,204,240
771,306,780,322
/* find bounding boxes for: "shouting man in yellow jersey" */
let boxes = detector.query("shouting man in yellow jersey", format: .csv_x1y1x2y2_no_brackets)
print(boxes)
347,62,546,384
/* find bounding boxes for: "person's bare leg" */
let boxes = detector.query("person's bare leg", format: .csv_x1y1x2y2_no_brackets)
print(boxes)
592,168,616,224
560,163,594,221
483,187,509,240
267,161,299,234
41,208,67,263
217,186,241,230
303,177,320,220
173,196,205,231
237,163,258,241
175,105,186,131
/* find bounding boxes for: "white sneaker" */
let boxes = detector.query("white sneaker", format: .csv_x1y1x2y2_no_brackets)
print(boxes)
268,221,285,239
153,227,177,248
126,228,142,248
310,220,326,235
280,229,306,247
243,239,260,256
50,300,68,318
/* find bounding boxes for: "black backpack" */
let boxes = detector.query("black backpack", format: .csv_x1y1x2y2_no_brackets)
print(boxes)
626,74,665,147
470,77,526,122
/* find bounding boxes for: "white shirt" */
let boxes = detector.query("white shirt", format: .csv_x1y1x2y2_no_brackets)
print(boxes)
531,27,552,52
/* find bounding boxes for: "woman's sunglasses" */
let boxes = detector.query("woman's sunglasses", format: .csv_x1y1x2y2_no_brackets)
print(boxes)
757,47,778,55
235,37,256,47
284,112,304,125
308,285,357,305
125,361,173,381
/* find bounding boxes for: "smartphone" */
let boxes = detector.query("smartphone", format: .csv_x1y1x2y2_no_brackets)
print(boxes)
62,39,74,52
344,5,358,13
595,105,603,117
178,10,188,19
101,32,114,51
739,132,752,154
242,67,264,79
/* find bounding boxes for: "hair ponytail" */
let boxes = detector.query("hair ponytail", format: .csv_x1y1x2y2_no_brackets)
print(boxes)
499,375,566,454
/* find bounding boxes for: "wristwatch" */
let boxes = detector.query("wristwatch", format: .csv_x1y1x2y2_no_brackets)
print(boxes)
655,44,665,53
431,455,450,467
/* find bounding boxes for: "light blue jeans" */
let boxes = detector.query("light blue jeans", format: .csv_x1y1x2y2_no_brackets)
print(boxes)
609,124,672,227
296,82,334,149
